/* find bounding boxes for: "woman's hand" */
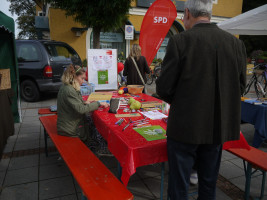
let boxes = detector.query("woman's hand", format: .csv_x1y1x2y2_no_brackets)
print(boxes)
100,102,109,108
84,100,95,104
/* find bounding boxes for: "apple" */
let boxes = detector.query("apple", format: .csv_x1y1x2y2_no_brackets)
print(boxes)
118,90,124,95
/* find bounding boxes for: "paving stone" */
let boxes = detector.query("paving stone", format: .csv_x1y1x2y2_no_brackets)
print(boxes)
228,158,245,169
230,174,267,199
13,140,39,151
22,116,40,123
39,163,71,180
77,193,81,200
222,151,238,161
0,158,10,172
215,188,232,200
25,102,40,108
3,166,38,186
142,177,168,199
17,133,40,142
7,135,18,143
219,160,245,179
0,182,38,200
3,143,15,154
127,178,155,199
40,139,55,148
136,163,166,180
20,121,40,128
49,194,78,200
19,126,41,134
14,124,20,135
39,153,63,166
8,155,39,170
0,171,5,186
39,176,76,200
24,109,39,117
73,179,82,193
98,156,118,169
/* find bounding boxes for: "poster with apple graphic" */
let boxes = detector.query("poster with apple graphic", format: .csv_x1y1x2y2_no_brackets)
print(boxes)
87,49,117,90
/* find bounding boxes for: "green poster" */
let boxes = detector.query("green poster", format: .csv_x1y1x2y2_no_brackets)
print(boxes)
98,70,109,84
134,125,166,141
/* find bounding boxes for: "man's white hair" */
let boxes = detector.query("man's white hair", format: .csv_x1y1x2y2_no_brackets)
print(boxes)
184,0,213,19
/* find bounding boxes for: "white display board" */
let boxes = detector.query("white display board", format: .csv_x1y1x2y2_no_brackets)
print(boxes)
87,49,117,90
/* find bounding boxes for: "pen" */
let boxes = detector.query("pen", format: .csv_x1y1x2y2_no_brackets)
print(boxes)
122,123,131,131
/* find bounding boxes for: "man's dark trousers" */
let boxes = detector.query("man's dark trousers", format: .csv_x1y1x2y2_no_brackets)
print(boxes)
167,137,222,200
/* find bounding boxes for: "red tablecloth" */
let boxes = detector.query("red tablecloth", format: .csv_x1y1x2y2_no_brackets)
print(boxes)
89,92,250,185
92,93,168,185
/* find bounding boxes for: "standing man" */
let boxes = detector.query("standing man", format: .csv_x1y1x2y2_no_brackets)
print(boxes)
156,0,247,199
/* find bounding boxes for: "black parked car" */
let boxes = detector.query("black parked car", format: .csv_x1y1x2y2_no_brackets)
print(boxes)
16,40,82,102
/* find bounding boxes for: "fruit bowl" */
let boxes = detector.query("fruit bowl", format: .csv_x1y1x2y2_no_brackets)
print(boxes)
127,85,144,94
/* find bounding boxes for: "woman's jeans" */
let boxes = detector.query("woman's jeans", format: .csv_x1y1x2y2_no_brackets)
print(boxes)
167,137,222,200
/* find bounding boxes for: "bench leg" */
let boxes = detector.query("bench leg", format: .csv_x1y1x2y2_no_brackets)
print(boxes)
244,162,252,200
260,171,266,199
44,129,48,157
117,161,122,181
81,192,87,200
160,162,165,200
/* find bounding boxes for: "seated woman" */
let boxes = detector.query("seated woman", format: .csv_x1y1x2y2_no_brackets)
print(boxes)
57,65,109,151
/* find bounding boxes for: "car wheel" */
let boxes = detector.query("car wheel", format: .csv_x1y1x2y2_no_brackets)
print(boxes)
21,80,40,102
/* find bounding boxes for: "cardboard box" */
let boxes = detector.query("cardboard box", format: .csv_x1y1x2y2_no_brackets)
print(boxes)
0,69,11,90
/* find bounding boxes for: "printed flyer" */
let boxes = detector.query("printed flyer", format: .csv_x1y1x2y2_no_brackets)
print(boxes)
98,70,109,84
134,125,166,141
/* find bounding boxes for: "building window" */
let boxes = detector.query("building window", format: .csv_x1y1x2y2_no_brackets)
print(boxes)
212,0,218,4
91,30,126,61
37,11,43,16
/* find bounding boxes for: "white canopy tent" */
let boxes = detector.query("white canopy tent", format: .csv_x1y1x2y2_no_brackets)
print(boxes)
217,4,267,35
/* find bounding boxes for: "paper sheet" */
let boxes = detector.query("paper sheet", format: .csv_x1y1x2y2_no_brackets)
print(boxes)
87,92,113,101
140,110,168,120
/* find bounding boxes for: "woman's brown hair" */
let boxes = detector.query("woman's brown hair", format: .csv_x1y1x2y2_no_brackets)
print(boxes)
61,64,85,90
129,44,142,60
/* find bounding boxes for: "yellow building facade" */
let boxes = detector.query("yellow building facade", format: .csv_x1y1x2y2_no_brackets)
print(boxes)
36,0,244,61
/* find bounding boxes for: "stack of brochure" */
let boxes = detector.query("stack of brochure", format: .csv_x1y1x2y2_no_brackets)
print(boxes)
244,98,267,105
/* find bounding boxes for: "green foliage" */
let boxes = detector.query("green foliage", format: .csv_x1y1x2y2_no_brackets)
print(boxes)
48,0,132,48
82,58,87,67
152,58,163,64
8,0,37,39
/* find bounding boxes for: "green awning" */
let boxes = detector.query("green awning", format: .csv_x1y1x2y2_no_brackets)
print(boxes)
0,11,15,33
0,11,20,123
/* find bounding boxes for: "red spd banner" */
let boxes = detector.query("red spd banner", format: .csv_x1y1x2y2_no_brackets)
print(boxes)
139,0,177,66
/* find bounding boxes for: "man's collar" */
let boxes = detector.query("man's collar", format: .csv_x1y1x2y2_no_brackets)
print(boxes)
193,20,210,27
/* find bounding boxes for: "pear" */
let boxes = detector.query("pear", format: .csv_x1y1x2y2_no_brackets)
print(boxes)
130,100,141,110
128,98,135,105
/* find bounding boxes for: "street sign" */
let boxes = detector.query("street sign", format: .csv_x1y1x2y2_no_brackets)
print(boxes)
125,25,134,40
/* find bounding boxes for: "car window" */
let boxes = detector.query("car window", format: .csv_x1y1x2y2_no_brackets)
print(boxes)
17,43,42,62
44,44,80,63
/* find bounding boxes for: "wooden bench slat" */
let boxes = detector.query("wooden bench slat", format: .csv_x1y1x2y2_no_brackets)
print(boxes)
38,108,57,115
227,147,267,171
40,115,133,200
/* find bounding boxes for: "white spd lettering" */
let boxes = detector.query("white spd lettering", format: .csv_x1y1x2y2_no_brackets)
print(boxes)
153,17,168,24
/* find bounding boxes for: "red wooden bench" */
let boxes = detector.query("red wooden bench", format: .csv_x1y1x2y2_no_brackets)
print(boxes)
227,147,267,200
39,115,133,200
38,108,57,115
